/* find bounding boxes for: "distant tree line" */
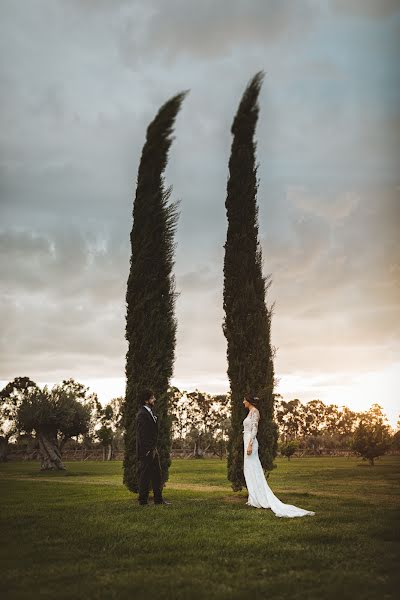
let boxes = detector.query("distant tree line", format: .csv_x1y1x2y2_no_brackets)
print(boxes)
0,378,231,466
275,397,397,465
1,377,398,468
169,388,231,458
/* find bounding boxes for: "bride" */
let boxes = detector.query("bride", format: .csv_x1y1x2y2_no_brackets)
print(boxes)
243,395,315,518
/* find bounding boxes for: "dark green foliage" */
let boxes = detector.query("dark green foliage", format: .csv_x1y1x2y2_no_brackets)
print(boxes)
124,92,187,492
392,429,400,451
280,439,299,460
352,404,392,465
6,378,95,470
49,379,101,448
96,401,123,460
17,385,89,439
0,377,38,460
1,378,93,450
223,72,277,490
0,377,38,432
97,423,114,446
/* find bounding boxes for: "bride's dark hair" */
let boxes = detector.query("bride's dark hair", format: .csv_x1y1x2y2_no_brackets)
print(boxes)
245,395,261,409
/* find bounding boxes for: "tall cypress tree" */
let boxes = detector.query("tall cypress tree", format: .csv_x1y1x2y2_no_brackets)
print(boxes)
123,92,187,492
223,72,277,491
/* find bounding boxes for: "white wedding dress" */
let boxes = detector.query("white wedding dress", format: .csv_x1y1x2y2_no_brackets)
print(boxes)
243,409,315,518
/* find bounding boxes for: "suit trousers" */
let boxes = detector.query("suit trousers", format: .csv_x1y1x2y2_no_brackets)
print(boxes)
138,450,163,504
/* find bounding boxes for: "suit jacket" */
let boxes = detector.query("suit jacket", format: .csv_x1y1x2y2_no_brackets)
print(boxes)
136,406,158,459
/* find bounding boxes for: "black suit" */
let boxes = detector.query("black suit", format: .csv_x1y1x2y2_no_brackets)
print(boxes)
136,405,163,504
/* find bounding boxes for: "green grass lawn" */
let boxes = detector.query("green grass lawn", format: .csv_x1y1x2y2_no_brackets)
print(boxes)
1,457,399,600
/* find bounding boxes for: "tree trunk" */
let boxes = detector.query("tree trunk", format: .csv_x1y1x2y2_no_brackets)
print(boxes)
0,436,9,462
193,441,199,458
58,435,69,453
369,457,375,466
106,444,113,461
38,433,66,470
193,440,204,458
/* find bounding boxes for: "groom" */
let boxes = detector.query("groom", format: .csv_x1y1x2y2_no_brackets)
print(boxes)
136,389,169,506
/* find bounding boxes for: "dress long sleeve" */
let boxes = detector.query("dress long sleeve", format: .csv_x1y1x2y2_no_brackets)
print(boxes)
250,409,260,441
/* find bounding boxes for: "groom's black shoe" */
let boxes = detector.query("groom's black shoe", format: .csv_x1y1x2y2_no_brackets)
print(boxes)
155,499,171,505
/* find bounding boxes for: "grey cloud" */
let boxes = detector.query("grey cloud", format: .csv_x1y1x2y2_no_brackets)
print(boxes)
118,0,318,65
1,179,398,384
177,266,221,293
0,0,399,400
262,185,400,371
287,187,359,221
1,188,398,387
0,227,128,303
332,0,400,19
0,288,125,381
0,225,228,382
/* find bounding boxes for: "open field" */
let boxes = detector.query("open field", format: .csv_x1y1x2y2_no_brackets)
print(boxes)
1,457,399,599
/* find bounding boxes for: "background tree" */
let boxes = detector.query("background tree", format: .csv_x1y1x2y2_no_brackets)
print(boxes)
0,377,37,461
223,71,277,490
331,405,359,454
391,416,400,451
352,404,392,465
96,397,123,460
276,399,306,441
302,400,326,437
280,439,299,461
97,405,115,461
301,400,328,454
335,406,359,438
123,91,187,492
169,389,230,457
185,391,217,458
324,404,341,435
275,398,362,456
184,391,230,458
51,379,101,451
109,396,124,452
209,394,231,459
16,380,94,470
169,387,190,446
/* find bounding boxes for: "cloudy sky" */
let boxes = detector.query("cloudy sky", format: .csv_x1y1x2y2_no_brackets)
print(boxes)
1,0,399,426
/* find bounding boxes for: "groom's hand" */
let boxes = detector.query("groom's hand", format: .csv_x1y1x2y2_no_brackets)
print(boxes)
247,444,253,455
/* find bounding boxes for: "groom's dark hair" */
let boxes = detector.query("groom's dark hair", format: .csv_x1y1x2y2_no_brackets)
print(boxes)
139,388,154,405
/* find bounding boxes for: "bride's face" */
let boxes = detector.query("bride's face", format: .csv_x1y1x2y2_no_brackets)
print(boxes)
243,398,251,409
